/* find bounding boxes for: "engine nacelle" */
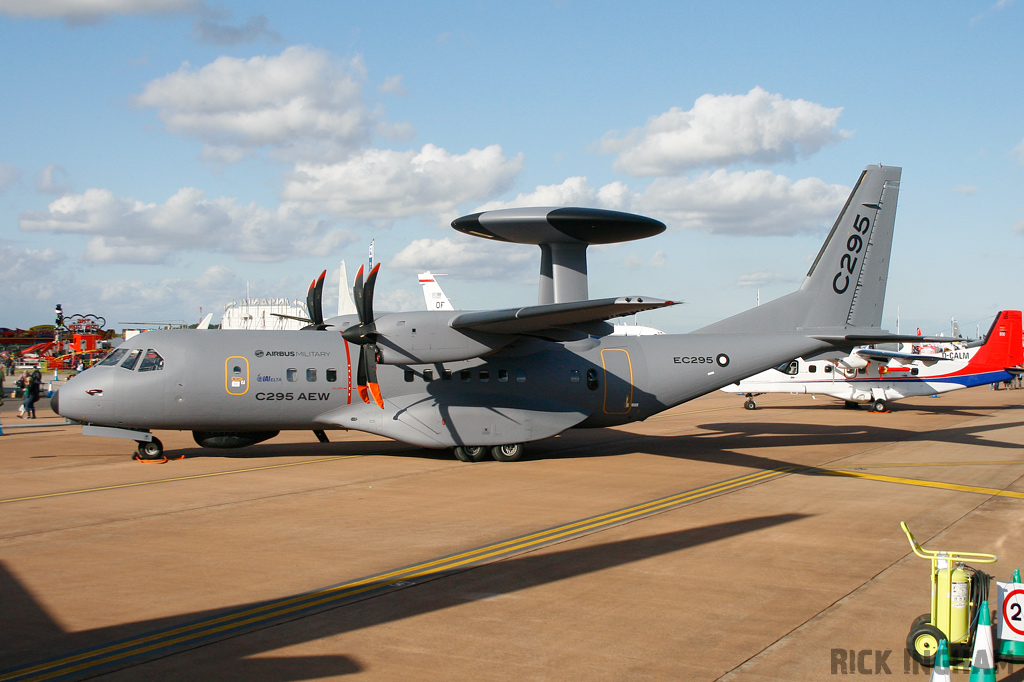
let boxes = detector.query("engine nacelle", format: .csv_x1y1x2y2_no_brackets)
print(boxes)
373,311,511,364
193,430,279,449
836,354,869,370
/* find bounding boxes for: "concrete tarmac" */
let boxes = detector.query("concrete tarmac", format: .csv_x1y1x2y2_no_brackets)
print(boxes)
2,386,1024,681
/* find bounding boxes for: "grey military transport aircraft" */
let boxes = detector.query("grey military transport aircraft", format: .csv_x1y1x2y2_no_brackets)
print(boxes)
55,164,916,463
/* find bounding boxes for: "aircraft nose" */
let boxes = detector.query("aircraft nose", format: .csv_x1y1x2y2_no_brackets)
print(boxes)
50,388,60,415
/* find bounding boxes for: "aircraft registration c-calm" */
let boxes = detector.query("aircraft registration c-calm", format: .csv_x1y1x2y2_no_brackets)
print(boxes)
54,164,926,462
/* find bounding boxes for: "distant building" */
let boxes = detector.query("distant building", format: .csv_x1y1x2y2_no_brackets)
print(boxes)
220,298,308,330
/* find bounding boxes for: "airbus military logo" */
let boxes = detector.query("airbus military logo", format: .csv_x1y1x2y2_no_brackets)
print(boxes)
255,350,264,357
253,350,330,358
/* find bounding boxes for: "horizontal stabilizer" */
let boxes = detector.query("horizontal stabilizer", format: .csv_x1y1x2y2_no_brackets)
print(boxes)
450,296,678,335
811,332,964,346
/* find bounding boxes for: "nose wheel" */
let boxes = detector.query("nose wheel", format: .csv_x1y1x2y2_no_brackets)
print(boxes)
135,438,165,461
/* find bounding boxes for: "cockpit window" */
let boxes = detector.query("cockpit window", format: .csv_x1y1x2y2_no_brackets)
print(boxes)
99,348,128,366
138,350,164,372
120,349,142,370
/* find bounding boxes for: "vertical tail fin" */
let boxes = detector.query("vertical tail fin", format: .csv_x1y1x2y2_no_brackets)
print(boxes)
696,165,902,334
970,311,1023,369
419,271,455,311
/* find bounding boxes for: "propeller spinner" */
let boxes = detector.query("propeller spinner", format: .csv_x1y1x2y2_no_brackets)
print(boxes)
341,264,384,408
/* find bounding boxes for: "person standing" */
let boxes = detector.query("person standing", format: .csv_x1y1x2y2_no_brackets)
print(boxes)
23,372,40,419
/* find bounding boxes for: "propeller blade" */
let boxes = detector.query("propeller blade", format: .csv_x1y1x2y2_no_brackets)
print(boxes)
356,346,370,404
306,277,318,325
363,263,380,324
352,265,366,323
312,270,326,327
366,345,383,409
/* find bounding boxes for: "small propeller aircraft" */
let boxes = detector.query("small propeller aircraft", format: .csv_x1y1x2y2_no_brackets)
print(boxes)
722,310,1024,411
55,164,928,462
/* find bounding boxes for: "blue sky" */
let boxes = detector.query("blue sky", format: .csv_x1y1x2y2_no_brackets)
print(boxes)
1,0,1021,337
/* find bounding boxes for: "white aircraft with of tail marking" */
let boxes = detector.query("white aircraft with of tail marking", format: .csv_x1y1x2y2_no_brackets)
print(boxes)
55,165,935,462
722,310,1023,412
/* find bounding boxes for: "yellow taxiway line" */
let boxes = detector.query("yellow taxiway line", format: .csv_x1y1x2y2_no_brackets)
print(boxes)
0,467,792,682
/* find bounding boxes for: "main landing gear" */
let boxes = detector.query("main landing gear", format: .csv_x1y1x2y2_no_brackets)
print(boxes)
454,443,525,463
134,437,165,461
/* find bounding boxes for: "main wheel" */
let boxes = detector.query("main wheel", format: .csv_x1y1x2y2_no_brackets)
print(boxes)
136,438,164,461
906,622,944,667
872,400,888,412
744,399,756,410
454,445,487,462
491,443,524,462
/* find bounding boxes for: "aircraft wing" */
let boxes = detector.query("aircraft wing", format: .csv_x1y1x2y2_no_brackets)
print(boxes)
450,296,678,335
853,348,952,364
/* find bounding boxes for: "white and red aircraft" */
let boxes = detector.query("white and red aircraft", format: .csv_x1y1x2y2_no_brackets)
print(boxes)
722,310,1023,412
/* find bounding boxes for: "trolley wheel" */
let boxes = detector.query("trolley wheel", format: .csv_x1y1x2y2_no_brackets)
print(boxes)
136,438,164,460
872,399,888,412
910,613,932,629
906,622,944,667
454,445,488,462
744,399,757,410
491,443,524,462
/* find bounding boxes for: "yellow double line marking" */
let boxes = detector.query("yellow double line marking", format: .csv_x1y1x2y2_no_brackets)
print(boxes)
0,467,792,682
0,456,361,504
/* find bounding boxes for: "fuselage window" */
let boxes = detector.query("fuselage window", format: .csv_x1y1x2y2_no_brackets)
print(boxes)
586,368,599,390
479,370,490,382
326,368,338,383
824,365,833,373
461,369,472,382
306,368,317,382
442,369,453,381
138,350,164,372
516,370,526,383
911,368,919,376
808,365,817,373
99,348,128,366
498,369,508,383
570,369,580,383
405,369,415,382
784,361,799,376
287,368,297,382
423,369,433,381
121,349,142,370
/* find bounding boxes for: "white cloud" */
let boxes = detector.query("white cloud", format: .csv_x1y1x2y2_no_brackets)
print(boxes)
19,187,359,264
0,245,66,303
391,236,534,281
36,163,71,194
192,13,280,46
599,87,849,176
952,185,978,196
1015,138,1024,164
635,169,849,236
379,75,407,95
135,46,377,163
0,0,199,23
283,144,523,219
0,163,20,193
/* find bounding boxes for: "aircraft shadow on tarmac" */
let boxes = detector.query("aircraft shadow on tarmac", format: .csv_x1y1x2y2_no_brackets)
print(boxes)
1,513,807,680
